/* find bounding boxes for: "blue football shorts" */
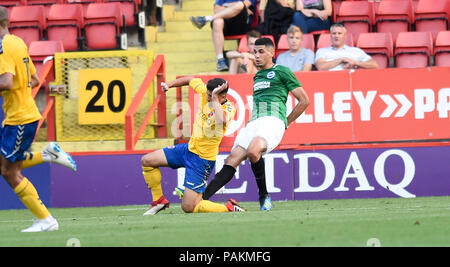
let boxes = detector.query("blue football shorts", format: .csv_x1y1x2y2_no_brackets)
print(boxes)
0,121,38,163
163,143,215,193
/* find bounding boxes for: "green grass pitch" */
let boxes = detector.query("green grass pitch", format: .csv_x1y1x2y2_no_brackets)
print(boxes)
0,196,449,247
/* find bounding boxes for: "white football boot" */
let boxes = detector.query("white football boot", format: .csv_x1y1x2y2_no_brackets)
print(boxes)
43,142,77,171
143,196,170,216
21,215,59,232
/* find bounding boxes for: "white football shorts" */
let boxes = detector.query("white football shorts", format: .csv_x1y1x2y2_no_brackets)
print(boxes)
232,116,285,154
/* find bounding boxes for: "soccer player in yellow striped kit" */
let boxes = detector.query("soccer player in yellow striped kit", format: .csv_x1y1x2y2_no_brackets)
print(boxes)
0,6,76,232
140,76,246,215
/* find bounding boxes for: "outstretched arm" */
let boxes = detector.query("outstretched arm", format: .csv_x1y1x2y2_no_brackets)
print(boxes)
161,76,195,92
287,86,310,126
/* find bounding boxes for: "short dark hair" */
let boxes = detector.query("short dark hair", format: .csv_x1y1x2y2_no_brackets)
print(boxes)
255,37,274,48
206,78,228,94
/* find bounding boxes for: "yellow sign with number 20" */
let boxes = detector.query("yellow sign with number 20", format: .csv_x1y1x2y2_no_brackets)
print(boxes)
78,68,132,125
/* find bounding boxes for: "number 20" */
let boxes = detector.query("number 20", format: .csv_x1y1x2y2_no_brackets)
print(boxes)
85,80,126,113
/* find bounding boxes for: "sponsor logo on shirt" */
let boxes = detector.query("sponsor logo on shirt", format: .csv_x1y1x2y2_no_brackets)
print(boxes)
254,81,271,91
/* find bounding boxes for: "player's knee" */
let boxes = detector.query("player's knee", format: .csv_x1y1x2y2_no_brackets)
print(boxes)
181,202,195,213
234,1,245,11
247,150,261,163
224,156,240,168
1,166,12,178
224,156,233,166
1,167,19,186
141,154,155,167
212,18,224,29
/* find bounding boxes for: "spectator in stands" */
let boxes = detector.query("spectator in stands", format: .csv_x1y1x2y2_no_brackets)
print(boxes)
257,0,295,45
315,23,379,71
292,0,332,34
189,0,257,72
225,29,261,74
276,25,314,72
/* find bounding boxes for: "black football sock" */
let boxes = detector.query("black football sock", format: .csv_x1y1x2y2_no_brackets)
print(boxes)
203,165,236,200
251,157,269,205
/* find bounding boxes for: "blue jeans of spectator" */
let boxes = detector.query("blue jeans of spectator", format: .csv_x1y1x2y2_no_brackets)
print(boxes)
292,11,331,33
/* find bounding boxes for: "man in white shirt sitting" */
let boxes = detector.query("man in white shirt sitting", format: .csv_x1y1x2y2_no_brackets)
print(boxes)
315,23,379,71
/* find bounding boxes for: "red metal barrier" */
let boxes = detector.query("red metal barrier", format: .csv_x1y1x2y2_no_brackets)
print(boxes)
32,59,56,141
125,54,166,151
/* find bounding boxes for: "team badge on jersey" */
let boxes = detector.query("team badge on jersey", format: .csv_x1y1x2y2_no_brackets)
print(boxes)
267,71,275,79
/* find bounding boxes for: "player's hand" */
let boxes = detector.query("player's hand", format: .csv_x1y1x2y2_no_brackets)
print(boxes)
161,82,169,93
212,81,228,96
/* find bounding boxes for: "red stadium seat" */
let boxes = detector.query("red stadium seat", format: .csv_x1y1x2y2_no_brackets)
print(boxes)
275,33,315,58
238,34,275,53
84,2,124,50
225,34,246,41
276,34,289,57
357,32,394,68
0,1,22,17
375,0,414,44
9,5,46,47
46,4,84,51
29,40,65,61
434,31,450,67
316,32,354,49
0,0,25,8
103,0,138,27
29,40,64,84
237,36,250,53
332,0,341,23
26,0,59,16
335,0,375,43
394,31,433,68
27,0,59,3
301,33,315,52
64,0,101,14
414,0,450,41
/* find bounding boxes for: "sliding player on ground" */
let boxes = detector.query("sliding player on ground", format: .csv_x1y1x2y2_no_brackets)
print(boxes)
140,76,245,215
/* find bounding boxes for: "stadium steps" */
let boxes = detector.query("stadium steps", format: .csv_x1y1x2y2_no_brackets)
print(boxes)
148,0,218,79
147,0,239,79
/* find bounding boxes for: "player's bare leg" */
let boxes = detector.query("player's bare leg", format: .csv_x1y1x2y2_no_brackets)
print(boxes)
181,188,203,213
141,149,169,168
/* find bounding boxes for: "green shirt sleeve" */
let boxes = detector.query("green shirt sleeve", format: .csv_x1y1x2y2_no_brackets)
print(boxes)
281,66,302,91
